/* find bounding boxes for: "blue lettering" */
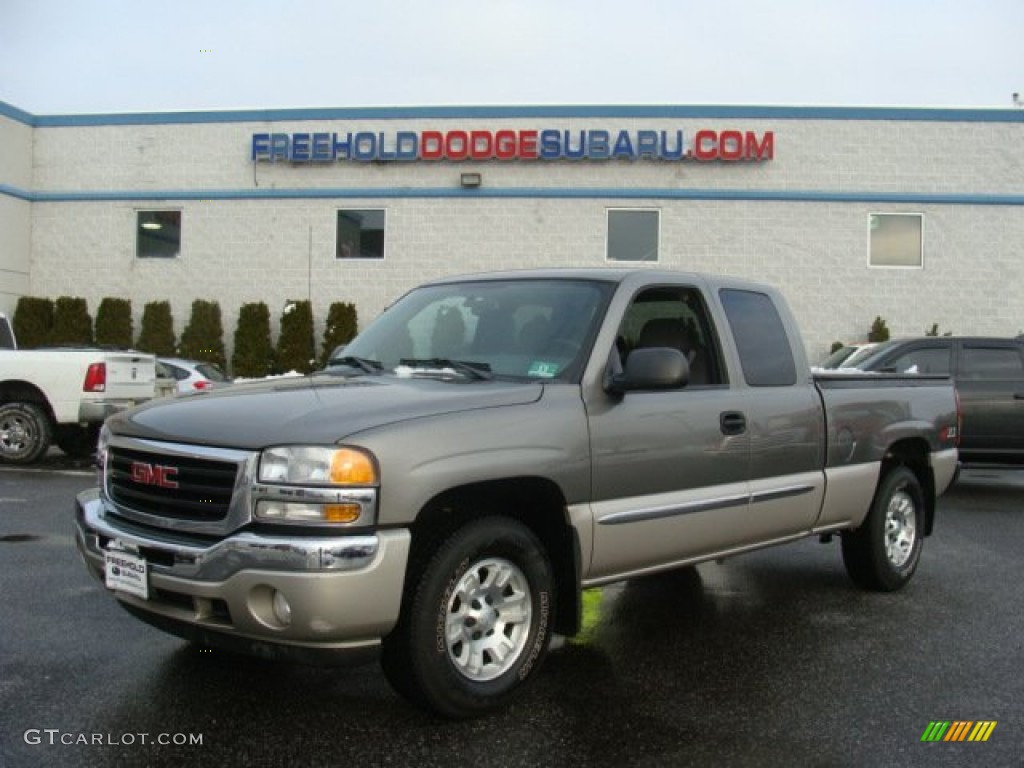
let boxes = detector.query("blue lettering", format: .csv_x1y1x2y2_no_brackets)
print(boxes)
612,130,634,159
636,131,658,159
353,132,377,161
396,131,418,160
539,129,561,159
251,133,271,161
311,133,332,161
377,132,398,161
563,130,586,159
660,130,684,160
270,133,290,161
588,130,610,159
291,133,311,162
332,132,353,160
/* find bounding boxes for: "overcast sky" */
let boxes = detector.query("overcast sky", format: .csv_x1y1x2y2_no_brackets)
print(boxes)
1,0,1022,115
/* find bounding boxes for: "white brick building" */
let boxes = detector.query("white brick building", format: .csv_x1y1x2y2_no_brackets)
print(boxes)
1,101,1022,362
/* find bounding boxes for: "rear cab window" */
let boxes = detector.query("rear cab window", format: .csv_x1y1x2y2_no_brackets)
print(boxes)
719,289,797,387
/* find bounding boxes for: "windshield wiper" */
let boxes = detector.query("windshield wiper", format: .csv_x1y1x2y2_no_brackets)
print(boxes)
398,358,494,381
327,355,383,374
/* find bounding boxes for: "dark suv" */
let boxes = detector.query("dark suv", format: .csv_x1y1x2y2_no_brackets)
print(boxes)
851,337,1024,465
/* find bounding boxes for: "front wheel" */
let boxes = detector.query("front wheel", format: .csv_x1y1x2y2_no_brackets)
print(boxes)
382,517,555,719
842,466,925,591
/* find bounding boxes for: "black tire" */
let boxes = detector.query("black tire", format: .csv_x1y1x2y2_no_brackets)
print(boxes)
53,424,101,458
382,517,555,719
842,466,925,591
0,402,53,464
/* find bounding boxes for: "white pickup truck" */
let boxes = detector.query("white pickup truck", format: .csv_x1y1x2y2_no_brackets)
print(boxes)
0,313,156,463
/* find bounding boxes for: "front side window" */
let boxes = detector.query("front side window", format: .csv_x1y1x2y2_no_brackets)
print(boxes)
337,209,385,259
885,345,951,375
607,209,659,262
868,213,923,268
617,286,726,387
137,210,181,259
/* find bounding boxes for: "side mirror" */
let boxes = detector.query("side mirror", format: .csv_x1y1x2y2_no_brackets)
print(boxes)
607,347,689,394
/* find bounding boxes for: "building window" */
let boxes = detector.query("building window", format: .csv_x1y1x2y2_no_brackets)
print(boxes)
337,209,385,259
868,213,923,268
136,210,181,259
607,209,659,262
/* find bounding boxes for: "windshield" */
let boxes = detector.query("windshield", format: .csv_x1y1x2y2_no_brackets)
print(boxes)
339,278,614,381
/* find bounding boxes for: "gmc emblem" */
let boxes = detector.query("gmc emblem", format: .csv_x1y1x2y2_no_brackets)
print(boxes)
130,461,179,489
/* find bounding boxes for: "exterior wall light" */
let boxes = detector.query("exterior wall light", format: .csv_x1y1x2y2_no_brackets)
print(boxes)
460,173,482,188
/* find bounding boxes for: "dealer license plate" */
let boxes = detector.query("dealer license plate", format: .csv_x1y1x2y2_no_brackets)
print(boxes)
105,543,149,600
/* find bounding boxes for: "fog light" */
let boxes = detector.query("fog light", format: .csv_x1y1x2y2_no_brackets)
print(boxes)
272,590,292,627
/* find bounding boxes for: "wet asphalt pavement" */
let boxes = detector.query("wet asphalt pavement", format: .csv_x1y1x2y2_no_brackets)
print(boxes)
0,458,1022,768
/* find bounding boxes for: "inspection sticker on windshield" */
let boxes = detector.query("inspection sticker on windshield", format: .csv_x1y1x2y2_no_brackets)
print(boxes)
527,361,560,378
105,542,149,600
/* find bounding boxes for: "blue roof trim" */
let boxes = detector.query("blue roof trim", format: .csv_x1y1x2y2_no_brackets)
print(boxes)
3,183,1022,206
2,99,1023,127
0,101,36,125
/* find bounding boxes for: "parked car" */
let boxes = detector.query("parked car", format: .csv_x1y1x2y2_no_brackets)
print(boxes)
845,336,1024,465
817,342,879,370
156,358,231,394
0,313,15,349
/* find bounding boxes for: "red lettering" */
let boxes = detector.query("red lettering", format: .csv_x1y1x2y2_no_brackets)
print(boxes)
694,130,717,160
518,130,538,159
719,130,743,160
446,130,469,160
420,131,443,160
746,130,774,160
470,131,493,160
494,130,516,159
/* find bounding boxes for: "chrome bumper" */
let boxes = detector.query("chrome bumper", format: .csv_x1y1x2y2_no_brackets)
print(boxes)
75,489,410,653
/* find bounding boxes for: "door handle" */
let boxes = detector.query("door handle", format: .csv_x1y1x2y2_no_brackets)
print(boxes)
1014,393,1024,401
720,411,747,436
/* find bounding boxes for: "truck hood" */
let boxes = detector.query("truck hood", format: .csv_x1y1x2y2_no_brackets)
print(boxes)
106,373,545,450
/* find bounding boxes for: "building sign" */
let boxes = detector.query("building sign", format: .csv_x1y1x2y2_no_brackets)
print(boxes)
251,128,774,163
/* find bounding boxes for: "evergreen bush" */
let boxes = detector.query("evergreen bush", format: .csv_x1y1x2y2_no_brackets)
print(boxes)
232,302,274,378
95,298,133,348
867,316,890,343
320,302,359,365
179,299,226,368
276,300,315,374
51,297,93,346
136,301,176,356
12,297,54,349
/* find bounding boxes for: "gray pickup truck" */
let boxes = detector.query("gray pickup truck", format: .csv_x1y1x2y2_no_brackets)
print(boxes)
76,269,959,718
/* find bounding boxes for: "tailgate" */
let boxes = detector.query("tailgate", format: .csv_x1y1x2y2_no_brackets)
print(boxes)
102,352,156,401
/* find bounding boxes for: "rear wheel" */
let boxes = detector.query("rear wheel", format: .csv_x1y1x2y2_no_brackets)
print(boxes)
382,517,555,719
842,466,925,591
0,402,52,464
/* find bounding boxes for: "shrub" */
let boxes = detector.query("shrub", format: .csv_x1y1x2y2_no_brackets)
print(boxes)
830,340,844,354
232,302,274,378
50,297,93,346
179,299,226,368
276,300,315,374
136,301,176,356
95,298,133,348
867,316,890,343
12,297,54,349
320,302,359,366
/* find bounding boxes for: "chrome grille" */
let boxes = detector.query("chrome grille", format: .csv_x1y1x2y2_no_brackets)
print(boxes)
108,446,238,522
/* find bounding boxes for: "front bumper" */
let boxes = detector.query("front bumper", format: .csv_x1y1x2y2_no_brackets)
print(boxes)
75,489,410,662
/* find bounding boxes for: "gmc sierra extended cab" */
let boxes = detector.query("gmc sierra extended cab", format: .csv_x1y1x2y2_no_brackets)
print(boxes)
76,269,959,718
0,334,156,463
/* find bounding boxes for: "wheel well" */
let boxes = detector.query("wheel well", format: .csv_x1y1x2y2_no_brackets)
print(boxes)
881,438,936,535
410,477,581,636
0,381,55,421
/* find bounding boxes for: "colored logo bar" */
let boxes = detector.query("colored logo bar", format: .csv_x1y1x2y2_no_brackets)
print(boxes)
921,721,997,742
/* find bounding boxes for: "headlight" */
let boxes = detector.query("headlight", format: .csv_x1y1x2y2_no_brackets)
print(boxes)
255,446,378,527
95,424,111,471
259,446,377,485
